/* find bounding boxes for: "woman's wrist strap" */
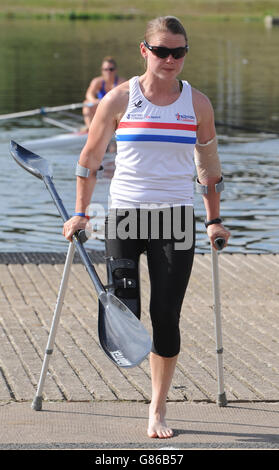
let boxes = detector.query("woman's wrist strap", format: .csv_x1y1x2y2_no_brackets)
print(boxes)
204,217,222,228
73,212,90,220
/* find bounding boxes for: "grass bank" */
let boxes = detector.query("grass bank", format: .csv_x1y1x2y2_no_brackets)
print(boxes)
0,0,278,21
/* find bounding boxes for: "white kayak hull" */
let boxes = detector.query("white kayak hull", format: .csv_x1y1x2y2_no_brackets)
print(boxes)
22,131,88,151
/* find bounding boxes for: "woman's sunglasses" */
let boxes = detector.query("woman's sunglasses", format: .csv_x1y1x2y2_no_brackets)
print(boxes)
102,67,116,72
144,40,189,59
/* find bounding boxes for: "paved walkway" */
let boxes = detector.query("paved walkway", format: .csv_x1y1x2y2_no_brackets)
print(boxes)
0,252,278,449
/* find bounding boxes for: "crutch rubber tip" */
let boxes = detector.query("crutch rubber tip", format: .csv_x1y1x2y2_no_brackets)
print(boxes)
31,396,43,411
217,392,227,407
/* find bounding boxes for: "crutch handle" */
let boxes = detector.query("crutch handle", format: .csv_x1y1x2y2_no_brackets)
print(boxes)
75,229,88,244
214,237,226,251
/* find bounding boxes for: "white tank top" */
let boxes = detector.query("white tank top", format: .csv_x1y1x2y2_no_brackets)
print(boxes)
109,76,197,208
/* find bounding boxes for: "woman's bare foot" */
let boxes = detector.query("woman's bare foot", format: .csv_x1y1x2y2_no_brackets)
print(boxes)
147,404,174,439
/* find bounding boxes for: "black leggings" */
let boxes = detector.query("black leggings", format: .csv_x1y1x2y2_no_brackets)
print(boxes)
105,206,195,357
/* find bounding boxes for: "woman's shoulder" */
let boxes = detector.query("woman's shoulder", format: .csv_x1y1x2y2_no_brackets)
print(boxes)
191,87,214,123
191,87,213,109
106,79,130,100
88,76,104,87
85,76,104,94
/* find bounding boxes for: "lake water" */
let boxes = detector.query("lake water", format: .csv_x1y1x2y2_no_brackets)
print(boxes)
0,17,278,253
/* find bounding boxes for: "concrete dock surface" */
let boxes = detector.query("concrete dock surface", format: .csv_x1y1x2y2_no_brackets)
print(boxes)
0,252,278,450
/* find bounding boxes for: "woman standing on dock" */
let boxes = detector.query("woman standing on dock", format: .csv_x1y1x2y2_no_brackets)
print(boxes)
64,16,230,439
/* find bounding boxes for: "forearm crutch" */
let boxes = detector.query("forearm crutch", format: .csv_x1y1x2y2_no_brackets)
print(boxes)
211,237,227,407
32,241,76,410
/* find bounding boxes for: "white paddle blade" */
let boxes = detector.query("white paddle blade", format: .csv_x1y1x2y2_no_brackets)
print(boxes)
10,140,52,179
98,292,152,368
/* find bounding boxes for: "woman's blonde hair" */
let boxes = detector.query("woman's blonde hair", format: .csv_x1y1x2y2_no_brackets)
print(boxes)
144,16,187,43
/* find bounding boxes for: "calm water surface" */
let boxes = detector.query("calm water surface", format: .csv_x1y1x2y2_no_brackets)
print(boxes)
0,18,278,253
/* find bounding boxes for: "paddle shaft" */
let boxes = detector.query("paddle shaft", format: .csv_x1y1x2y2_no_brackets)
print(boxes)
0,102,86,120
43,175,104,296
42,116,79,132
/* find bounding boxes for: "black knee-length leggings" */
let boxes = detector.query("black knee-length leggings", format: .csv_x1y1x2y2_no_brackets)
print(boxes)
105,206,195,358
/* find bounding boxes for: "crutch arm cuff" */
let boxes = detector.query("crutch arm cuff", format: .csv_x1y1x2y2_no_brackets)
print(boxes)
76,162,90,178
76,162,104,179
195,176,224,195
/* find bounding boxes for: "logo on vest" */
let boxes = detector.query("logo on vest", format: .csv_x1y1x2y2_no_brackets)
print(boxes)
134,100,143,108
126,113,144,120
176,112,195,122
145,115,161,119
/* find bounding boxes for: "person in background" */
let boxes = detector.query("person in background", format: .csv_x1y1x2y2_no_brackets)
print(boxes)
82,56,125,129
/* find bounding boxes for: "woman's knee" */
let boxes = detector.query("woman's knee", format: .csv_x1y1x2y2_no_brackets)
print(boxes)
151,315,181,357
